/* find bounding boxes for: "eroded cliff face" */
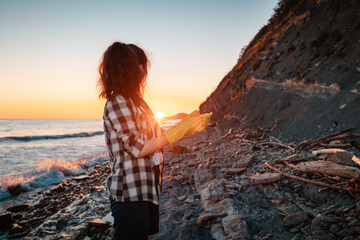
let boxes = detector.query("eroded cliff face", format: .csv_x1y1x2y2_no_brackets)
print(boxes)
200,0,360,141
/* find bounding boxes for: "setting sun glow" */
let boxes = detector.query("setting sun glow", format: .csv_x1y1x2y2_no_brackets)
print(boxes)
154,112,164,120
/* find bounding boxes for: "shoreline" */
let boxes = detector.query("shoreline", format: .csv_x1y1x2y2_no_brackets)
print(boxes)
1,121,360,239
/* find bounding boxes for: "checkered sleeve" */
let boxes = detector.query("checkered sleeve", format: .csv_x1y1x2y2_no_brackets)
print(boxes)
106,96,145,159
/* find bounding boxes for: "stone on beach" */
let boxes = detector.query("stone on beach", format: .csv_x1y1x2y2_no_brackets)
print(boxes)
221,214,249,238
282,212,308,228
328,151,356,166
9,223,23,234
87,219,108,227
232,155,254,168
0,212,12,228
7,184,23,196
6,203,30,212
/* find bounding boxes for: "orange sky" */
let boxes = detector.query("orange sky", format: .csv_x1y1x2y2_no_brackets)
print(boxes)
0,1,277,119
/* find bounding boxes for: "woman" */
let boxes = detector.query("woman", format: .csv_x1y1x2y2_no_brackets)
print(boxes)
97,42,211,240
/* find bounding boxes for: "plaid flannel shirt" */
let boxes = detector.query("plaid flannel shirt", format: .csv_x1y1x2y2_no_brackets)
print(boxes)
103,94,164,205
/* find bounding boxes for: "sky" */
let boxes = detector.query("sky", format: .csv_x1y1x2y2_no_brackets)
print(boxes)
0,0,278,119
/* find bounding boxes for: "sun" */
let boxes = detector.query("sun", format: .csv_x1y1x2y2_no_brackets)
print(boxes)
154,112,164,120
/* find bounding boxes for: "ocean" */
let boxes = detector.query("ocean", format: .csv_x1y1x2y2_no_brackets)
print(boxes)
0,118,179,202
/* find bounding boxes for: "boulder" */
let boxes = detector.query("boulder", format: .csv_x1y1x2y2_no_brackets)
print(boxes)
7,184,23,195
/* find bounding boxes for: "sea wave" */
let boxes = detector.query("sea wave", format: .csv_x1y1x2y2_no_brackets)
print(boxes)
0,153,109,201
0,131,104,142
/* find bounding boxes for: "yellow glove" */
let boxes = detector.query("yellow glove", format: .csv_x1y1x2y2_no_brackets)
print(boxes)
164,111,212,145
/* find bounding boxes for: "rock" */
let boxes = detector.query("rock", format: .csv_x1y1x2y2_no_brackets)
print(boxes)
50,184,65,193
250,173,281,184
6,203,30,212
0,212,12,228
233,155,254,168
214,198,236,216
282,212,308,228
56,218,68,230
185,195,195,203
329,224,340,234
87,219,108,227
311,217,321,227
320,215,343,223
207,179,229,203
336,226,360,238
173,175,183,182
210,223,226,240
9,223,23,234
222,214,249,238
349,219,359,227
7,184,23,195
194,168,214,189
12,213,23,220
224,168,246,175
328,151,356,166
197,211,227,228
172,145,188,154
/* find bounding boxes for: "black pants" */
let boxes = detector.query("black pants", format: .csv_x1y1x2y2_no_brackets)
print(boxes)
110,199,159,240
110,166,160,240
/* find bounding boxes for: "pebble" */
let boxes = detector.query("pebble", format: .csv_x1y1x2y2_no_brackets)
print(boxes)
311,217,321,227
177,195,188,201
9,223,23,234
349,219,359,227
282,212,308,228
7,203,30,212
0,212,12,228
87,219,108,227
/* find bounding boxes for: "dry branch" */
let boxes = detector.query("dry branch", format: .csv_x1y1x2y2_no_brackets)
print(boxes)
265,162,348,191
258,141,295,153
296,128,354,150
351,141,360,151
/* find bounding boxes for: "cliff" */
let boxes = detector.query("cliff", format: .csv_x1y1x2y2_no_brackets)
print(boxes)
200,0,360,142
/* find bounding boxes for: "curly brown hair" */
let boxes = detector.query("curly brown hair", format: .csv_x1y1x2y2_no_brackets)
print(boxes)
97,42,150,105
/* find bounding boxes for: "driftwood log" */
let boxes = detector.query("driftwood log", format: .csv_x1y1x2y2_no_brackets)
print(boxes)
287,160,360,179
319,143,353,148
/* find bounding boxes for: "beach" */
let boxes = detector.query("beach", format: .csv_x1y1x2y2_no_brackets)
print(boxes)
1,119,360,239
